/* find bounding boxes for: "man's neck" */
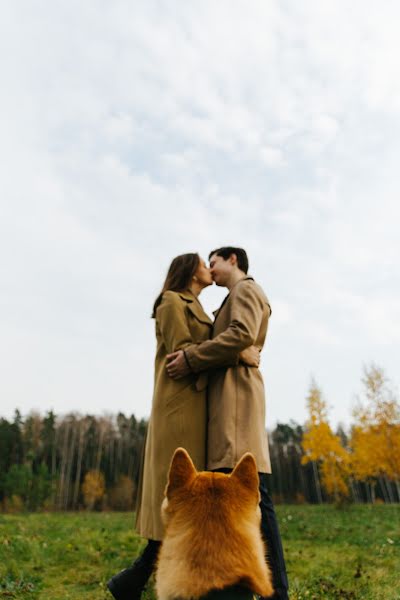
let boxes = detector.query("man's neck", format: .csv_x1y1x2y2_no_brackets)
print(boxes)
226,270,246,291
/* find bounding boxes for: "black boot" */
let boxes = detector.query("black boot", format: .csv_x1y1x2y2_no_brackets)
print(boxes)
107,540,160,600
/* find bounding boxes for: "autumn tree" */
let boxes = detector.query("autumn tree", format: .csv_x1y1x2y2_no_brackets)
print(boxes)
81,470,105,510
302,379,350,503
350,364,400,502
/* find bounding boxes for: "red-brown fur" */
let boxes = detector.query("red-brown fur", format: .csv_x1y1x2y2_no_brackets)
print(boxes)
156,448,274,600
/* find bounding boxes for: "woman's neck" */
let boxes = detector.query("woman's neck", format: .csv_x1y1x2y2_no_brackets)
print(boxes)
189,282,203,297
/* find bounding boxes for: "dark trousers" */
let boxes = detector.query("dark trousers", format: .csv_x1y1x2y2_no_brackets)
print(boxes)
213,469,289,600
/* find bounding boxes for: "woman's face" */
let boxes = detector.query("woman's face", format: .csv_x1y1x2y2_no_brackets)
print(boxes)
195,258,213,287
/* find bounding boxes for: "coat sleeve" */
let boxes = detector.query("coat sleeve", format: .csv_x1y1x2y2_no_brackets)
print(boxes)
156,291,193,354
185,282,268,373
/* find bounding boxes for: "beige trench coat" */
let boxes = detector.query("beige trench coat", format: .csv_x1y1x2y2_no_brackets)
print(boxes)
185,276,272,474
135,290,212,540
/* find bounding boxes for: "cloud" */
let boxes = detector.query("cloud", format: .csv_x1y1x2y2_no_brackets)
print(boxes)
260,146,285,168
1,1,400,426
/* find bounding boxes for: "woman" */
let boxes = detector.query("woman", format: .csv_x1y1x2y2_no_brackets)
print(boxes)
108,253,258,600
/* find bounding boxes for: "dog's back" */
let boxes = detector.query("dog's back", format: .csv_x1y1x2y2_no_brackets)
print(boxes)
156,448,273,600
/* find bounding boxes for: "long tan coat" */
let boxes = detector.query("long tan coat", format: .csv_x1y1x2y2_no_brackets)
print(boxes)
135,290,212,540
185,276,272,474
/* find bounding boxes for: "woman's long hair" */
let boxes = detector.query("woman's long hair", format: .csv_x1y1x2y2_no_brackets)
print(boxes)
152,253,200,318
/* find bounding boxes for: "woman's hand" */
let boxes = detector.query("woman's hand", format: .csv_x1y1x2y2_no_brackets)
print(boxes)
239,345,260,367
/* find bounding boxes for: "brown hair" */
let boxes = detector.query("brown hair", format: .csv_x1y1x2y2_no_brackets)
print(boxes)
152,253,200,318
208,246,249,273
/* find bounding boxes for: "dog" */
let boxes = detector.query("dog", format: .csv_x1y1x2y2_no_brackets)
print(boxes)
155,448,274,600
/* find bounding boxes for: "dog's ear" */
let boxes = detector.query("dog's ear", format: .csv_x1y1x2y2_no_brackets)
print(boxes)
231,452,259,495
166,447,197,498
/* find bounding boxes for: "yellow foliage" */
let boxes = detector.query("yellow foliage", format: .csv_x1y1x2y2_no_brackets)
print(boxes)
305,379,328,427
3,494,24,513
302,380,350,501
350,365,400,484
350,426,379,482
81,470,105,510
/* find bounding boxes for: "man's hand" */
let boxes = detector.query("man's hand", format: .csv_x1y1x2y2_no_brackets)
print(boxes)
166,350,190,379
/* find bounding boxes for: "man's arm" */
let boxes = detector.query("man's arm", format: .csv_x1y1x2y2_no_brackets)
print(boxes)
166,344,260,379
167,282,267,377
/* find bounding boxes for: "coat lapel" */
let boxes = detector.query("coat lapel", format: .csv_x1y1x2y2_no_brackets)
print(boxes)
178,291,213,327
187,302,213,326
213,294,229,322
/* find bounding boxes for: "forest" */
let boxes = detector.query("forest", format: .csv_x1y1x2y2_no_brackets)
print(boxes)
1,364,399,511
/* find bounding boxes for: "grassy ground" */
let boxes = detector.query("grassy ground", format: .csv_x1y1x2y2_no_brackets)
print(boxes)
0,505,399,599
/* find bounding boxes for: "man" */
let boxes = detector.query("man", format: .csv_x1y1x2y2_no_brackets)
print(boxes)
167,246,289,600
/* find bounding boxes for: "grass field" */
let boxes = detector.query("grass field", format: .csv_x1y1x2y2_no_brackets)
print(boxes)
1,505,399,599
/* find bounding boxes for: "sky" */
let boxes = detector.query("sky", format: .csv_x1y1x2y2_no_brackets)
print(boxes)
1,1,399,429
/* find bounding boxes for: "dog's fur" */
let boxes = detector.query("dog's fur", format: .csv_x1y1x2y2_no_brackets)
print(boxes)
156,448,274,600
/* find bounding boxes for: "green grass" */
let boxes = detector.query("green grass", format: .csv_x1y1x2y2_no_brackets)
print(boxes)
0,505,399,599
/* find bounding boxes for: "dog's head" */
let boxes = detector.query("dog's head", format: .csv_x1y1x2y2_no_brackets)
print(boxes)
161,447,261,539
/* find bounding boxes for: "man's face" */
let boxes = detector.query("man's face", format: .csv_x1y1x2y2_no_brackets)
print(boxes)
209,253,234,287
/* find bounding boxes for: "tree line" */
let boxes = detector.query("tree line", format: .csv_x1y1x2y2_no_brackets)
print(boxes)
0,364,398,511
0,412,147,512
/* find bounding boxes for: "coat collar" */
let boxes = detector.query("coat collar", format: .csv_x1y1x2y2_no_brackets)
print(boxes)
230,275,254,290
178,290,213,326
177,290,196,302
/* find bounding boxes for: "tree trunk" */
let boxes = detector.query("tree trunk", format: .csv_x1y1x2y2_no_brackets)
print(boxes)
384,476,394,503
370,482,376,504
95,422,105,472
57,422,70,510
395,480,400,502
379,476,389,503
313,461,323,504
63,422,77,510
73,423,84,509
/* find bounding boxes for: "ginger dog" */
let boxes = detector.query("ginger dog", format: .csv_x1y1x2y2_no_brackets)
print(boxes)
156,448,274,600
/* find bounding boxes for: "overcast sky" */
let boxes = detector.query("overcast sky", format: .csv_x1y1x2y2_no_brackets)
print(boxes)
1,1,399,429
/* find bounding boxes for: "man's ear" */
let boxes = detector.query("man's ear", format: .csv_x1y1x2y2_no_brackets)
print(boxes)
230,253,238,266
165,447,197,498
231,452,259,496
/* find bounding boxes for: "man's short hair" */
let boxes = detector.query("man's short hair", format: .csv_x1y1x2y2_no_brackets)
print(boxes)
208,247,249,274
